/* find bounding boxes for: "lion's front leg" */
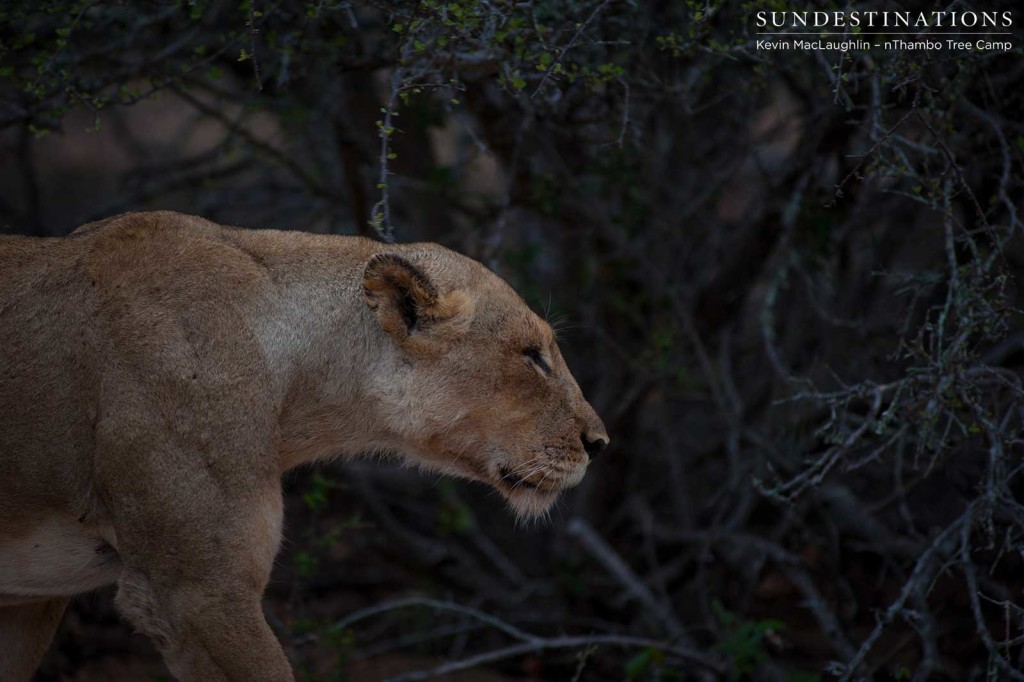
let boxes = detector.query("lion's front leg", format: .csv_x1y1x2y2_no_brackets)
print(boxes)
0,597,69,682
97,434,292,682
90,316,293,680
116,567,291,682
109,475,292,682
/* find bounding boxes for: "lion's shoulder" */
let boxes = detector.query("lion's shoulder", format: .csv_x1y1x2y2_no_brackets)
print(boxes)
71,210,217,240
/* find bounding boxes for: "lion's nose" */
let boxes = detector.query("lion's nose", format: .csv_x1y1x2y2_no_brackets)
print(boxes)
582,432,609,460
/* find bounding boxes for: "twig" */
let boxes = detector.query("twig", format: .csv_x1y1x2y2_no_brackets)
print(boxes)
172,86,335,202
835,509,967,681
960,499,1024,680
333,596,535,642
247,1,263,90
385,633,723,681
370,67,405,242
530,0,612,99
566,517,686,639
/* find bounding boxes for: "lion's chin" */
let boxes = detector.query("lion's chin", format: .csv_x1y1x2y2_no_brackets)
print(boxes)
503,486,561,521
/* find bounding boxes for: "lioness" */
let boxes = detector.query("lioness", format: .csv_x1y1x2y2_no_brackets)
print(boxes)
0,211,608,681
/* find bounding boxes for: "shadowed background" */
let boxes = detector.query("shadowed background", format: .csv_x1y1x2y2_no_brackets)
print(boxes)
2,1,1024,680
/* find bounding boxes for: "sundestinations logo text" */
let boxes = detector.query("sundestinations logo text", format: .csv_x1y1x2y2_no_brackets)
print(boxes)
756,10,1012,30
754,9,1016,53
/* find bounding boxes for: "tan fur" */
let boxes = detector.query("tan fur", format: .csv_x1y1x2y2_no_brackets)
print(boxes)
0,597,69,680
0,211,607,681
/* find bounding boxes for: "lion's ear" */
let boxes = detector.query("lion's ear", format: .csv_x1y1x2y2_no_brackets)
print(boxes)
362,253,474,347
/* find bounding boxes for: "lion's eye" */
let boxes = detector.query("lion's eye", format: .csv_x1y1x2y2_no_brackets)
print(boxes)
524,347,551,375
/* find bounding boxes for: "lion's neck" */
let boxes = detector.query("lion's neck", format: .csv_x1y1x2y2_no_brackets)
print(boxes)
227,229,403,470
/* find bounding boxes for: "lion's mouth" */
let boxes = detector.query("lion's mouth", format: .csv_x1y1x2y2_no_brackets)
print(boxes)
497,456,589,495
499,465,543,491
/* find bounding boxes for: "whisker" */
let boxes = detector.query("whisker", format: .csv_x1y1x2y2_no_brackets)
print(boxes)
500,456,544,480
508,465,545,490
508,463,551,491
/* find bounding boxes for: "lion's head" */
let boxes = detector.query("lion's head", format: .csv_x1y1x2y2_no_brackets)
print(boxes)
362,248,608,519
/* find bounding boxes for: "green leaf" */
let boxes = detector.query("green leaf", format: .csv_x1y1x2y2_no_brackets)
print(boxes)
625,649,653,679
